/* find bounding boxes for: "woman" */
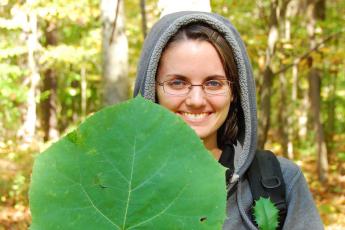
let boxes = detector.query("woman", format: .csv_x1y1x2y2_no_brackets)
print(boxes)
134,11,323,229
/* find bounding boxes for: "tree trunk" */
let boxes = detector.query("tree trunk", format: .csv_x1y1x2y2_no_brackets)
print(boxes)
257,0,279,149
300,93,310,137
140,0,147,38
41,22,59,142
41,69,59,142
308,68,328,182
326,71,336,147
81,66,87,118
283,3,295,159
315,0,326,20
17,6,39,145
291,61,298,101
258,66,273,149
101,0,129,106
292,30,309,142
285,2,306,143
278,70,293,158
306,0,328,182
289,60,299,156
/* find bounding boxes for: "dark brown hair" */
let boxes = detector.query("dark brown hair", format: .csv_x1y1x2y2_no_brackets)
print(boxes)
160,23,244,148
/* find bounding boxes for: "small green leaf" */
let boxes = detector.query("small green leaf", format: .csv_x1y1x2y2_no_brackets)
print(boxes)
253,197,279,230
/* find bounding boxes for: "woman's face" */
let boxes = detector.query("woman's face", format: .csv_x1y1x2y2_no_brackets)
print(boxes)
156,39,232,149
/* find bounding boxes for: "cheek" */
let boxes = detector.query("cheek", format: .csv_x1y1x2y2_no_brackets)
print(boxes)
216,96,231,119
156,86,164,104
156,87,177,110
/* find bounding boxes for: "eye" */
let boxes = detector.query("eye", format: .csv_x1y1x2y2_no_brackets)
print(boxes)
204,80,223,88
166,79,188,89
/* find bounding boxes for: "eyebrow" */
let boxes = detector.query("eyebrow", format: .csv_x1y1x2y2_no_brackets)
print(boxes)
167,74,187,79
162,74,227,81
204,75,227,80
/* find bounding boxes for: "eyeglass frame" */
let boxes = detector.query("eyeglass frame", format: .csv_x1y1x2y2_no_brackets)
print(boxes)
156,78,232,96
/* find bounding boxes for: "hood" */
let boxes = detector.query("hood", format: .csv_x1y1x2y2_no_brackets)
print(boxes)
133,11,257,178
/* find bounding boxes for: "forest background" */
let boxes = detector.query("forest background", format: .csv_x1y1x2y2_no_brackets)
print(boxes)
0,0,344,229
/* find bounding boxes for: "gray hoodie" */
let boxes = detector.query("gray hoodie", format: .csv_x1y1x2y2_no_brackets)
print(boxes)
134,11,323,230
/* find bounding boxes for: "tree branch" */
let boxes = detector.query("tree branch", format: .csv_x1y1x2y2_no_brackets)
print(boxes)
273,29,343,76
109,0,121,45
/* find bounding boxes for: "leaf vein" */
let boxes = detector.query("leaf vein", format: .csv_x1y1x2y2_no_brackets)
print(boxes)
131,159,169,192
122,136,137,228
101,153,129,183
80,185,121,229
127,184,188,229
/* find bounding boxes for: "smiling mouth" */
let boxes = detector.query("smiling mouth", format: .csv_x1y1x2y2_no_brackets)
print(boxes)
178,112,211,122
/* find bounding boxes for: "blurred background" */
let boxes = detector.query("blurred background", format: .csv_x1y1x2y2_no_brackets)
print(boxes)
0,0,344,229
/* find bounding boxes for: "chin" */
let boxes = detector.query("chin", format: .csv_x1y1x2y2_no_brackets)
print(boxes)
191,127,209,139
190,125,218,145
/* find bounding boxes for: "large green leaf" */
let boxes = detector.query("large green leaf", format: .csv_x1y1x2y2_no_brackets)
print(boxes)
29,96,226,229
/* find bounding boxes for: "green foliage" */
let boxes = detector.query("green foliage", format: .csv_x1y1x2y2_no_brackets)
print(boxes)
253,197,279,230
1,0,103,143
319,204,336,215
29,96,226,229
0,1,28,140
0,46,27,59
0,64,28,139
40,44,99,66
337,152,345,161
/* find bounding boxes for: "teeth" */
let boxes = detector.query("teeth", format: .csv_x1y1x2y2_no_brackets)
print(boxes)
182,112,208,120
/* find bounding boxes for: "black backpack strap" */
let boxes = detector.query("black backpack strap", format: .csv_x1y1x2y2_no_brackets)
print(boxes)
247,150,287,229
219,144,236,199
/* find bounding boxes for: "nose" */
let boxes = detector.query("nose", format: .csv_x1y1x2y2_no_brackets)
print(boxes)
185,86,206,108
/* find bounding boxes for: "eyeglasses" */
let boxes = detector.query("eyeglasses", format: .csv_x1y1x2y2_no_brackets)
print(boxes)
157,79,231,96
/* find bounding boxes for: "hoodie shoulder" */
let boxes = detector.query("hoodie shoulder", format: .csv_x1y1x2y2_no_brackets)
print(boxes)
277,156,323,229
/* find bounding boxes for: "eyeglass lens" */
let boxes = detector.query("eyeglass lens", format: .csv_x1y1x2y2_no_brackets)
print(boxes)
162,79,230,96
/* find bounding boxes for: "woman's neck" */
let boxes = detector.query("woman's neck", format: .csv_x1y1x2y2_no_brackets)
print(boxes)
202,135,221,160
